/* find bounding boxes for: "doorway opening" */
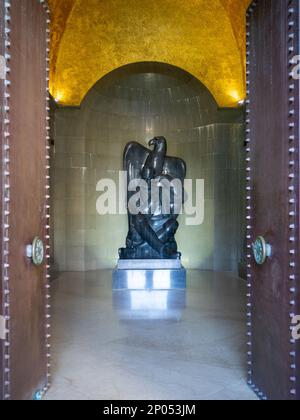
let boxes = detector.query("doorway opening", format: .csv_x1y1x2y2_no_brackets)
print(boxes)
46,62,254,399
50,62,246,272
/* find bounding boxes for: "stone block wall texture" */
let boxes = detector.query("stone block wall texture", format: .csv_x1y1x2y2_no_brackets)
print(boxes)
51,63,245,271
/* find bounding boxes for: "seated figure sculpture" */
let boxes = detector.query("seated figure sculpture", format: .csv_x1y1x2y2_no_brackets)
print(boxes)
119,137,186,260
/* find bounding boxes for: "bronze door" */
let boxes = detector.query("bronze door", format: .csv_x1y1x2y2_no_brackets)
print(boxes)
0,0,5,402
0,0,51,400
246,0,299,400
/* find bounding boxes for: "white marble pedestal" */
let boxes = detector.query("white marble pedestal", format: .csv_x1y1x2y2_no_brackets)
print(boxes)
113,259,186,290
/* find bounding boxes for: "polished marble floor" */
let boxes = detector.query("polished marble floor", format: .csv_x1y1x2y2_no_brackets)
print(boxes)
44,270,258,401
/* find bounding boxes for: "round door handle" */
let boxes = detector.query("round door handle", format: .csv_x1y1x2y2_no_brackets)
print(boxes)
26,237,45,266
252,236,272,266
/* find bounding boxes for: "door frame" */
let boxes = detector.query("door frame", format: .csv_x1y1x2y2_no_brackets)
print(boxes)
0,0,5,402
0,0,299,402
245,0,300,400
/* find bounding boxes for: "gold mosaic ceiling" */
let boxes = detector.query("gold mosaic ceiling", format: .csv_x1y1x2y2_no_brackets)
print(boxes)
48,0,252,107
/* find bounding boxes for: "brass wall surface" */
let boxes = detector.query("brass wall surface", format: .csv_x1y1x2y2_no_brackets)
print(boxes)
49,0,252,107
48,0,75,92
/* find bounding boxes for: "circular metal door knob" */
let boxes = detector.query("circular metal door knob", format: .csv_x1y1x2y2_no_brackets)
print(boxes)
252,236,272,265
26,237,45,266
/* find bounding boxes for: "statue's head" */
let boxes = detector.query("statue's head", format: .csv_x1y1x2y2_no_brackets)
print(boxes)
141,137,167,180
148,136,167,152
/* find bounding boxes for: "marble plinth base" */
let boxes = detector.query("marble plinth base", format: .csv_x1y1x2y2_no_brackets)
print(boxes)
117,259,182,270
113,260,186,290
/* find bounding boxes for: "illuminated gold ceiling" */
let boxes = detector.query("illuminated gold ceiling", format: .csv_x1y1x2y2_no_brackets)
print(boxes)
48,0,75,88
49,0,252,107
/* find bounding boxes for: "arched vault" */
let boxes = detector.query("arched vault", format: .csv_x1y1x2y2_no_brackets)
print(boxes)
48,0,251,107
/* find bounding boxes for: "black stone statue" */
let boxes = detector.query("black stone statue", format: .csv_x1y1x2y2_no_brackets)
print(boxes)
119,137,186,260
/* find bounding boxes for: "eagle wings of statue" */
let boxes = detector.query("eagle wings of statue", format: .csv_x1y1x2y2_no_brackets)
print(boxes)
119,137,186,260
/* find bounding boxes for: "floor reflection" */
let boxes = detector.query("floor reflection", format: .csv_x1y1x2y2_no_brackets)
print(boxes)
125,270,176,290
113,269,186,321
45,271,258,400
113,270,186,321
113,289,186,321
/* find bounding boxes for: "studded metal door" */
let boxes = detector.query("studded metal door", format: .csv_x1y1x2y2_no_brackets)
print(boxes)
0,0,5,402
0,0,51,400
246,0,299,400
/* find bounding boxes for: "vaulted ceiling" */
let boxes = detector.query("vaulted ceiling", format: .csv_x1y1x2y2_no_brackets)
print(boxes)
48,0,251,107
